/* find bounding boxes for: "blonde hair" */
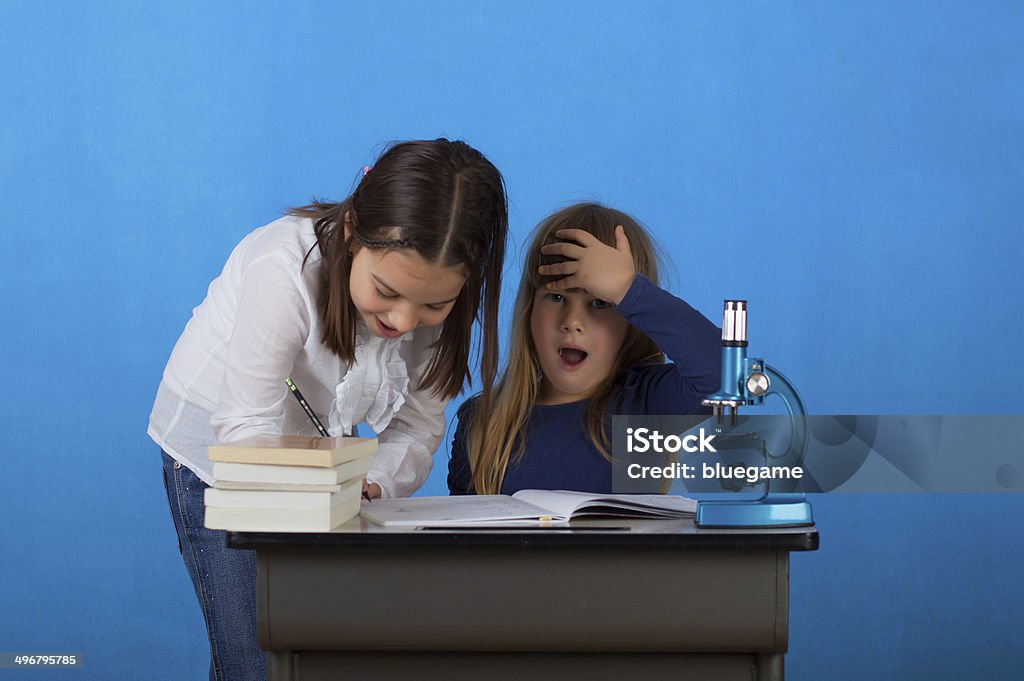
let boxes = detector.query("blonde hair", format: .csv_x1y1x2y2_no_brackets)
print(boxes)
467,202,662,494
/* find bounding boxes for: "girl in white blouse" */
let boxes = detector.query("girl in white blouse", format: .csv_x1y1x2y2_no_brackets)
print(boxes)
148,139,508,681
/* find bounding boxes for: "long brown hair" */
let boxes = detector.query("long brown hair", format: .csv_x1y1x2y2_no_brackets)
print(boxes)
291,139,508,410
468,202,662,494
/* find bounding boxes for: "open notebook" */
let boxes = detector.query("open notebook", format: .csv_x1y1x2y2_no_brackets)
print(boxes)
360,490,696,527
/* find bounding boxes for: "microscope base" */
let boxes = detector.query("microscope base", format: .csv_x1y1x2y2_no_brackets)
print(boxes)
696,498,814,528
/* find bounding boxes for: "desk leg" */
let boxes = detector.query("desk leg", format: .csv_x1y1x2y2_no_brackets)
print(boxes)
756,652,784,681
268,651,295,681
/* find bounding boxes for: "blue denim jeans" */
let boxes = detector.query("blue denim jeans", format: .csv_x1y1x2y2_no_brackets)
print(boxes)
161,450,266,681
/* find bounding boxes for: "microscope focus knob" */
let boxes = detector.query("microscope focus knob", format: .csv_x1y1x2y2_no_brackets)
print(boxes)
746,371,770,397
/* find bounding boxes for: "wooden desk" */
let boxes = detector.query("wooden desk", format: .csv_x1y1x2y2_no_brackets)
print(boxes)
227,517,818,681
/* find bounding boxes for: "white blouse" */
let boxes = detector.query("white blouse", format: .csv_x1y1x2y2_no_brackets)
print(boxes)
148,215,445,497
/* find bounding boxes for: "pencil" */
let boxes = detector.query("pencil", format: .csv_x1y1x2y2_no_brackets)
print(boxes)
285,377,372,503
284,377,329,437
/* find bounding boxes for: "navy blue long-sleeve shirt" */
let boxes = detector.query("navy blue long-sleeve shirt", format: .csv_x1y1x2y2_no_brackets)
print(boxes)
448,275,722,495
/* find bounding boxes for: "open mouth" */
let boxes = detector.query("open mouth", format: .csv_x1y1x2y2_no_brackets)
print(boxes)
558,346,588,369
376,317,403,338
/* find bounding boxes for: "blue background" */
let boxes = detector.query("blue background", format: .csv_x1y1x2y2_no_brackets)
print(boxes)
2,1,1022,678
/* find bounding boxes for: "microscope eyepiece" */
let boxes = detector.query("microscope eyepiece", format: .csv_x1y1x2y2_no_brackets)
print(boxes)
721,300,748,347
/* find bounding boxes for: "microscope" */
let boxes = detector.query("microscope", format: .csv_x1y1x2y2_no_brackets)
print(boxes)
695,300,815,527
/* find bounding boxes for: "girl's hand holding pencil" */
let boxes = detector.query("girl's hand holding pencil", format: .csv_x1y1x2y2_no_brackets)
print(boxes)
362,480,381,501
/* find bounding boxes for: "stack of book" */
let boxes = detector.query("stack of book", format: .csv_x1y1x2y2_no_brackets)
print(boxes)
203,434,377,532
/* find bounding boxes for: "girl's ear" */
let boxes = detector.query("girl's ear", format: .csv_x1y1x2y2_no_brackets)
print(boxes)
342,211,353,240
343,211,360,253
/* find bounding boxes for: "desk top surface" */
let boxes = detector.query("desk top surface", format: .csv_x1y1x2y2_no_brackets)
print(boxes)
227,516,819,551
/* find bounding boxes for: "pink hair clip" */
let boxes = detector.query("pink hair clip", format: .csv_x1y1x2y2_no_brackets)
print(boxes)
362,165,372,176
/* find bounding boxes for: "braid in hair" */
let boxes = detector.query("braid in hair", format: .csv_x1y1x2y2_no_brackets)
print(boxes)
355,235,413,249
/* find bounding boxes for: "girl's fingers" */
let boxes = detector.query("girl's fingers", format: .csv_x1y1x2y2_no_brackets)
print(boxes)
553,229,600,246
544,274,579,291
538,261,579,276
614,225,632,256
540,241,586,258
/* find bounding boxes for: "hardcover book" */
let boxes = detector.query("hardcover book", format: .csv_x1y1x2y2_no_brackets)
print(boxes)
207,435,377,468
203,478,362,532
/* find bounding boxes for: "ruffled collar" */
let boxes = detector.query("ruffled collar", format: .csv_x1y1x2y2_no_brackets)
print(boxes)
328,322,413,436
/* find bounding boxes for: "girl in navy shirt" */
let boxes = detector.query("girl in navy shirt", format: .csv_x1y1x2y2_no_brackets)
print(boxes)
449,202,721,495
